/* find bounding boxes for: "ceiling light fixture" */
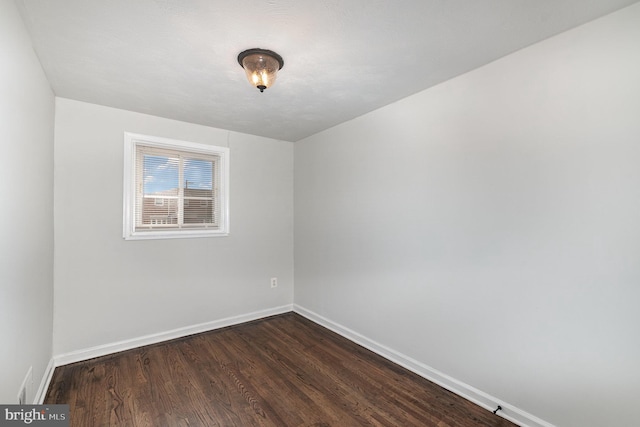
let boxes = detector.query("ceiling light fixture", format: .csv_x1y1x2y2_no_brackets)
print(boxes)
237,48,284,93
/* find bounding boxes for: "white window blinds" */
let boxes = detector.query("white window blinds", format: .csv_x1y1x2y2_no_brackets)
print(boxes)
123,133,229,240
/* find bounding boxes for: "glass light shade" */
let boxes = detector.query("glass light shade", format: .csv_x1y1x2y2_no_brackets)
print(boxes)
238,49,284,92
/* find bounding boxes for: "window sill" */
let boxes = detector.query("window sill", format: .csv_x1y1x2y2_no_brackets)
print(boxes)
123,229,229,240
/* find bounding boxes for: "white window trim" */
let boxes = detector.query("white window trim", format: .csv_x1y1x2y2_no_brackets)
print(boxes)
123,132,229,240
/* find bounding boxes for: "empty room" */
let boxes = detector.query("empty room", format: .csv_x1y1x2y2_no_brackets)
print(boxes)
2,1,639,426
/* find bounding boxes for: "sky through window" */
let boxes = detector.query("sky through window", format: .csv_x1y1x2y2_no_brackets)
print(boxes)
143,155,213,194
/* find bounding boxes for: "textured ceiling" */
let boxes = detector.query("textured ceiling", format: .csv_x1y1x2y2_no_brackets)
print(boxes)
17,0,639,142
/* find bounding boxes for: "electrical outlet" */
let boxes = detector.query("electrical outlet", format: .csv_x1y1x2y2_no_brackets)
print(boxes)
270,277,278,288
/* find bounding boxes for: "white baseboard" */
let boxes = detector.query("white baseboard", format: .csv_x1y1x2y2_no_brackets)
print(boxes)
53,304,293,367
34,357,55,404
293,304,555,427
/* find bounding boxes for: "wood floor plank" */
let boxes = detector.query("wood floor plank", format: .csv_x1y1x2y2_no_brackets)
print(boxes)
45,313,519,426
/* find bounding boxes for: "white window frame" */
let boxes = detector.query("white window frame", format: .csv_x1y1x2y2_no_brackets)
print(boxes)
123,132,229,240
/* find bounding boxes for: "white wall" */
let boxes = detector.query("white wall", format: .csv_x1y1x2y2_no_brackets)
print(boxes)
0,0,55,404
53,99,294,356
294,4,640,427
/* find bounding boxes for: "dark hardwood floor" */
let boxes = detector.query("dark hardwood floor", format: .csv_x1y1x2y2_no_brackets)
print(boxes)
45,312,518,426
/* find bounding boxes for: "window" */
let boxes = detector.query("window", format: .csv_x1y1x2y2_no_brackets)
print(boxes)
123,132,229,240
